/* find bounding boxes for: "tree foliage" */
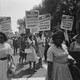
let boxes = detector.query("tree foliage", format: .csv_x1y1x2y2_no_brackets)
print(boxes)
33,0,78,33
17,0,79,33
33,0,61,31
33,4,45,15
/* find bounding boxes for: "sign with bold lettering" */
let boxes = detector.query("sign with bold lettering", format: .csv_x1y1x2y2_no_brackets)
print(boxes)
25,10,39,29
61,15,74,31
25,10,39,33
39,14,51,31
0,17,12,32
39,14,51,22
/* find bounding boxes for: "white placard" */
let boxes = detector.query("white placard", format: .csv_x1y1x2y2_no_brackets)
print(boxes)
61,15,74,31
39,20,50,31
39,14,51,31
25,10,39,29
0,17,12,32
39,14,51,22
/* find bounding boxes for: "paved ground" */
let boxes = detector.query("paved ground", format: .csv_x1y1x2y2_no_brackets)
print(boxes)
11,55,47,80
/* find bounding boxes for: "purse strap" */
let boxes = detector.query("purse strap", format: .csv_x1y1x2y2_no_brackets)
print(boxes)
28,42,33,48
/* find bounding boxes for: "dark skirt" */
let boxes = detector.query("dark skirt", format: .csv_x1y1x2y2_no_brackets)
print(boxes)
69,64,80,80
69,51,80,69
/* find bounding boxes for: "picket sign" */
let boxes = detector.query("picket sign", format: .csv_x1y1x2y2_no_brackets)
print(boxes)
39,14,51,31
0,17,12,37
60,15,74,42
25,10,39,34
61,15,74,31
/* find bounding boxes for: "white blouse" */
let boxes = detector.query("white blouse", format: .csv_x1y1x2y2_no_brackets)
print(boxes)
0,42,13,58
47,43,68,62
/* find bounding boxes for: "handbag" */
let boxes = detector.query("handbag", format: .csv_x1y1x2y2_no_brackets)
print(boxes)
25,48,32,54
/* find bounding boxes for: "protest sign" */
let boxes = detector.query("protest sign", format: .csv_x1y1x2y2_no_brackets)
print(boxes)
0,17,11,32
0,17,12,36
61,15,74,31
39,14,51,31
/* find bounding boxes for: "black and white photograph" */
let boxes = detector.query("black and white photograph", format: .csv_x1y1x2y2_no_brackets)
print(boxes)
0,0,80,80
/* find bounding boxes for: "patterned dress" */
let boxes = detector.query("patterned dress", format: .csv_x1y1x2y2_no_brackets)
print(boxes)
46,43,73,80
26,39,38,62
26,45,38,62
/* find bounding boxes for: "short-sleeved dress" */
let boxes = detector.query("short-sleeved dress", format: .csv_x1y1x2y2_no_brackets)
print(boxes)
37,37,44,58
45,43,73,80
26,39,38,62
0,42,13,80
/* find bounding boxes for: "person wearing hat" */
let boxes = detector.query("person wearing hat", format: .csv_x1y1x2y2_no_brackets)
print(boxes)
0,32,13,80
45,30,73,80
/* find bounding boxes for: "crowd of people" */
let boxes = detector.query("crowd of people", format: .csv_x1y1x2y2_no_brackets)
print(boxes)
0,29,80,80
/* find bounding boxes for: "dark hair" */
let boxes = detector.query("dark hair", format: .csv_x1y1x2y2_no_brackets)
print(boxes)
52,30,65,41
0,32,8,42
52,30,65,48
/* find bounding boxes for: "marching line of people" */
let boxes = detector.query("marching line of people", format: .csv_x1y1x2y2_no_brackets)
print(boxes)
0,29,80,80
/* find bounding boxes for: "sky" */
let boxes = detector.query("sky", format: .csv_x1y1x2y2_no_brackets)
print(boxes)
0,0,42,33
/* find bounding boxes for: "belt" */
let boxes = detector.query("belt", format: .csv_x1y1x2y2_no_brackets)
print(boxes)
0,57,7,60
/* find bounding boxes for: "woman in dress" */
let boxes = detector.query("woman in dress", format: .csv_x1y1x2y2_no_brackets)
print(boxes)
46,30,73,80
37,33,44,67
0,32,13,80
26,34,38,71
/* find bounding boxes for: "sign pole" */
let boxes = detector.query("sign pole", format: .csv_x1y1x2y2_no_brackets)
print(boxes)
64,29,69,43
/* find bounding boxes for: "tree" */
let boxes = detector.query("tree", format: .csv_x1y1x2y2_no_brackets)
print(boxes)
16,0,78,33
33,4,45,15
33,0,60,32
58,0,79,34
17,18,25,27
